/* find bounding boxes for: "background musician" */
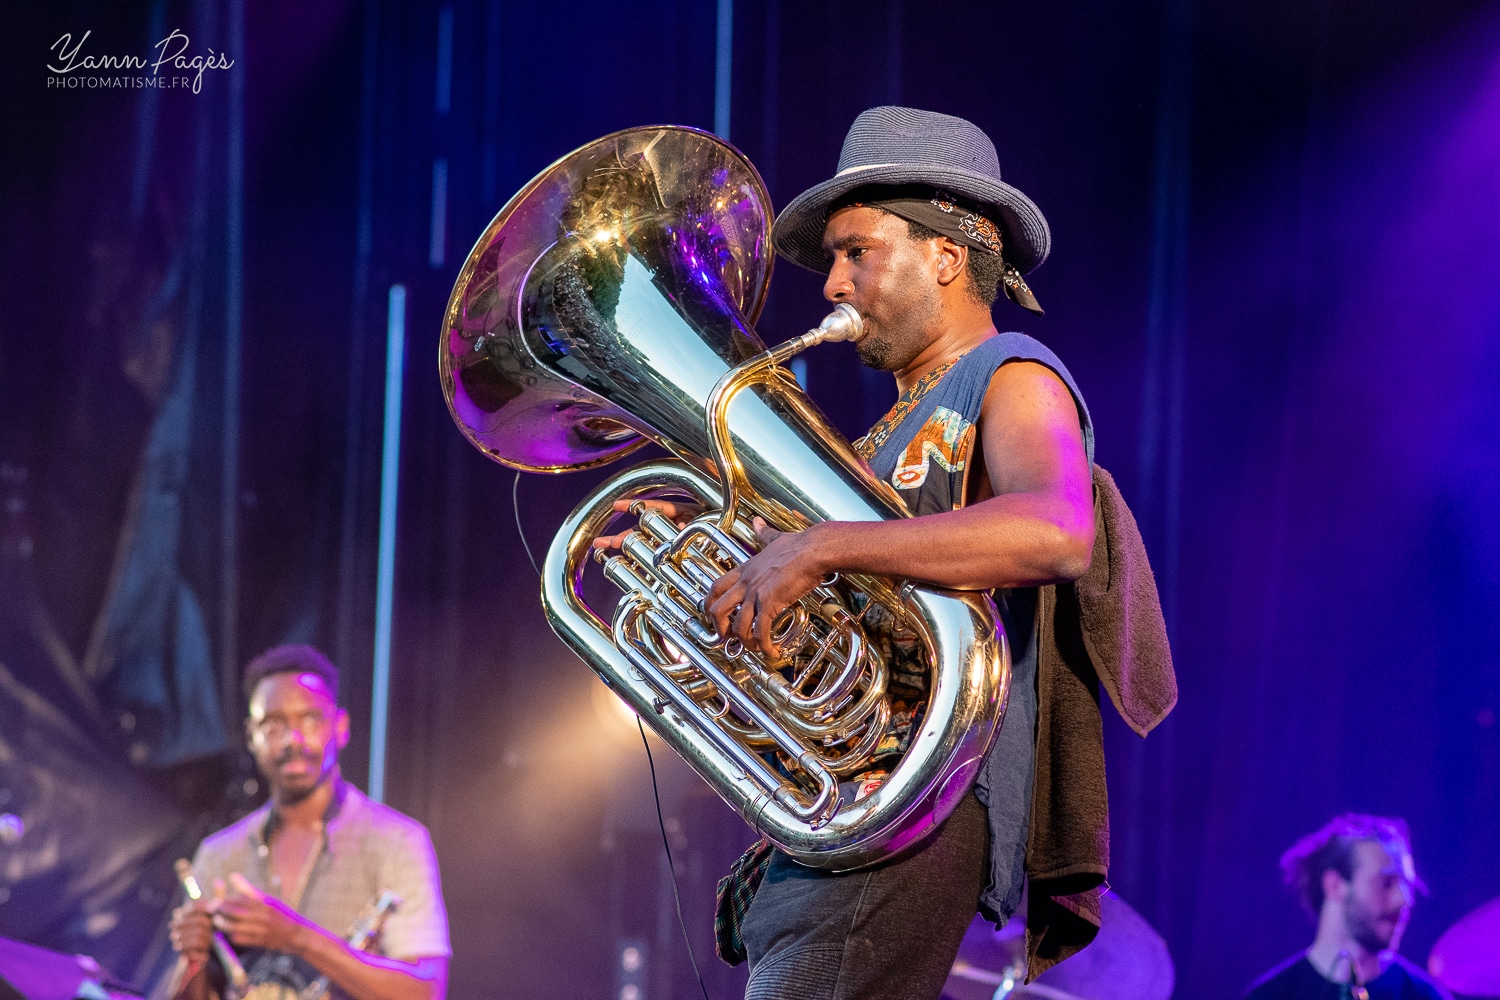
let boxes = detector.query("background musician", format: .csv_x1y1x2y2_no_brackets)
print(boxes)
1244,813,1450,999
164,645,450,1000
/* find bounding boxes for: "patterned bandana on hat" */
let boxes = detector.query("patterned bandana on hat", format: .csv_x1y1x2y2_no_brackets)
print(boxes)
831,183,1044,315
772,106,1053,318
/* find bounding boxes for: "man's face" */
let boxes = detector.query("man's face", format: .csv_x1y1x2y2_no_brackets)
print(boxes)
820,205,948,373
246,672,348,804
1332,839,1416,953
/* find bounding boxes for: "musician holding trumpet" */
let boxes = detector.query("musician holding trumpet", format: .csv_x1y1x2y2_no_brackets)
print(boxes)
164,645,450,1000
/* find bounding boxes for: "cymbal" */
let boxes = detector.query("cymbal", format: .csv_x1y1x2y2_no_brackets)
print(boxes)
942,891,1174,1000
943,914,1025,1000
1428,893,1500,996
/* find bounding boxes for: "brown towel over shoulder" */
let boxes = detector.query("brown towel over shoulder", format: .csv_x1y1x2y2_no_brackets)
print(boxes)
1024,464,1177,980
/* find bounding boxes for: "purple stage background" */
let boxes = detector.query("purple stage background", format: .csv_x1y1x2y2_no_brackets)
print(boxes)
1,1,1498,997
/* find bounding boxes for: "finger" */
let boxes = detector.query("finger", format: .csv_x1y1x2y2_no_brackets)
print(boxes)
227,872,261,900
611,499,686,519
755,599,778,657
706,566,739,605
212,878,227,902
178,908,211,928
213,910,252,940
217,892,260,918
219,919,256,948
733,598,757,646
751,516,782,546
176,931,211,957
707,579,742,636
213,901,246,923
591,530,628,551
180,924,212,948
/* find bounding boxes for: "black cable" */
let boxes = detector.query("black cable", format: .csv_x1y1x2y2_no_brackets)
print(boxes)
517,470,705,995
639,717,712,1000
512,470,540,576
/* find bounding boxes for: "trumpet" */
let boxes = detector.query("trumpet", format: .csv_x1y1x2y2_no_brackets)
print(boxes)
300,891,401,1000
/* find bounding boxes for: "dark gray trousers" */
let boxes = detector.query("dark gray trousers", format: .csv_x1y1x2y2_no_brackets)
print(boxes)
740,793,989,1000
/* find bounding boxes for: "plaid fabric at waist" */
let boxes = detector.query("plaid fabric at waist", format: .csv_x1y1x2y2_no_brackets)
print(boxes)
713,839,774,965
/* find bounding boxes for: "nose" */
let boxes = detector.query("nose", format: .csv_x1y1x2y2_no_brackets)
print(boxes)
823,262,853,303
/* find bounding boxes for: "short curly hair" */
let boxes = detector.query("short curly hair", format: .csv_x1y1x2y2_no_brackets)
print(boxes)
1279,813,1425,917
241,644,340,705
902,218,1005,307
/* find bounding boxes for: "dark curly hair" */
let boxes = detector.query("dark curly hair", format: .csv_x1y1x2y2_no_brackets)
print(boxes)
902,218,1005,308
1279,813,1425,918
241,644,340,705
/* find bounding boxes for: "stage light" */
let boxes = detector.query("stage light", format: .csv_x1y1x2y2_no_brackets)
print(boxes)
590,674,642,744
616,938,647,1000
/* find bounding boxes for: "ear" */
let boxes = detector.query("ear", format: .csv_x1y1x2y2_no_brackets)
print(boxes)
934,237,968,287
334,707,351,750
1321,867,1347,903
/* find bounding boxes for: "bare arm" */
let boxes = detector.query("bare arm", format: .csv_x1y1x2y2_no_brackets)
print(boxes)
292,926,448,1000
707,360,1095,652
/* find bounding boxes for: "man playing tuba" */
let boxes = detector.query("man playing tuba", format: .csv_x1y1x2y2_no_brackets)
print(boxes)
590,105,1178,1000
701,104,1098,1000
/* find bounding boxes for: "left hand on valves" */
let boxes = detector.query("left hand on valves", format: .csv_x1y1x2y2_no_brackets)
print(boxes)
213,873,309,954
706,518,828,657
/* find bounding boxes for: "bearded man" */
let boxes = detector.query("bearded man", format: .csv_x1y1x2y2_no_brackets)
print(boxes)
603,106,1176,1000
1245,814,1451,999
164,645,450,1000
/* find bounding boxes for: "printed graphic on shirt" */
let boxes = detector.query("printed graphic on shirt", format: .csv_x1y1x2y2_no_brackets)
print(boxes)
890,406,974,491
853,357,961,461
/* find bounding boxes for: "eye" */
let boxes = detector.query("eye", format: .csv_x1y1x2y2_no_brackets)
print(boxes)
846,246,867,262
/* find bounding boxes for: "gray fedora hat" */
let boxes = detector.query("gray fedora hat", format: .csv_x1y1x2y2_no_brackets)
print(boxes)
772,106,1051,276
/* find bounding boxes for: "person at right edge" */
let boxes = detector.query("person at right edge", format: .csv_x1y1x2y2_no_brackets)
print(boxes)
678,106,1177,998
1244,814,1451,999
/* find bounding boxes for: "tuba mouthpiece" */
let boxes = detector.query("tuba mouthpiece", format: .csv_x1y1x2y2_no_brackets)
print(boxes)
813,303,864,343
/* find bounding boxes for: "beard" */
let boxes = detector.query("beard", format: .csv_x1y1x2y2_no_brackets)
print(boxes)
852,280,944,373
855,328,919,371
267,745,334,803
1345,896,1406,953
853,315,931,372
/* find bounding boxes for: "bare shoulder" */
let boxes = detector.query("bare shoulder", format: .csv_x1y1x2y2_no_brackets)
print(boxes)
981,359,1078,420
978,359,1087,455
975,358,1090,501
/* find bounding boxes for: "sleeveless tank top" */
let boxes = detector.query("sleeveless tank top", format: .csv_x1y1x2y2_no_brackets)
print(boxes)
853,332,1093,924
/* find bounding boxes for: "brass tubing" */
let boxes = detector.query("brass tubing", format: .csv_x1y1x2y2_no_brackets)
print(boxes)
638,606,841,824
615,601,839,825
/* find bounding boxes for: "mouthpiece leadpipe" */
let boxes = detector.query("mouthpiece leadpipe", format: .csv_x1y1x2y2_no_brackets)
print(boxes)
706,303,867,534
174,859,250,993
774,303,865,358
